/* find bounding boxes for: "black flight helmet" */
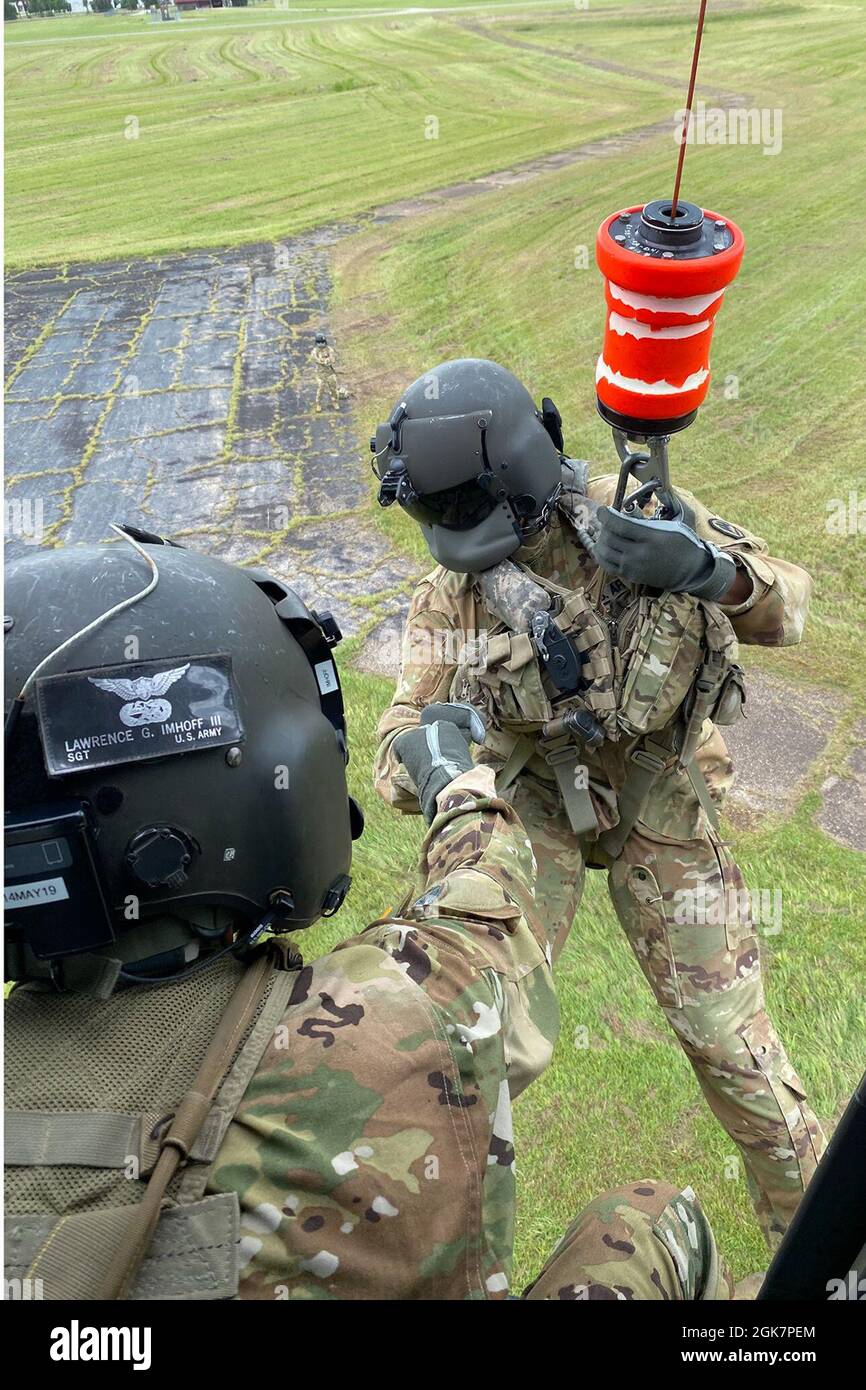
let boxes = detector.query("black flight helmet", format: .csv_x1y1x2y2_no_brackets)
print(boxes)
4,535,363,981
372,358,565,572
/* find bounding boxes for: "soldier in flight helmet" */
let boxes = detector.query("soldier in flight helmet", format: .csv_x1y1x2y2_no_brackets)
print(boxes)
4,530,361,984
373,357,826,1255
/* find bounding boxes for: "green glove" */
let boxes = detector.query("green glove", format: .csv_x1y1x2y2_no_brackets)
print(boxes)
592,506,736,601
393,703,485,824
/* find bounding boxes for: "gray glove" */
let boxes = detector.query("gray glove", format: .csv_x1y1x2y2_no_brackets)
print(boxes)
592,506,736,601
393,702,486,824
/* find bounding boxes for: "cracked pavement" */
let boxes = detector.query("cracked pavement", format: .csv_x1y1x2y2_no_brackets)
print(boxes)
4,229,414,648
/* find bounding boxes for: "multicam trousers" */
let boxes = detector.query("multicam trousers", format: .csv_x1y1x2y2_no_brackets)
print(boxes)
524,1180,732,1300
314,367,340,409
507,770,826,1252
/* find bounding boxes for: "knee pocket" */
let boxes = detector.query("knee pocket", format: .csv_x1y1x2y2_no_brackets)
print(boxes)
611,849,760,1013
611,860,683,1008
545,1181,711,1302
740,1012,820,1170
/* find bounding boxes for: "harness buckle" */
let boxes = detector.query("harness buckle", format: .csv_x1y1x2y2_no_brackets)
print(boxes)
629,747,668,775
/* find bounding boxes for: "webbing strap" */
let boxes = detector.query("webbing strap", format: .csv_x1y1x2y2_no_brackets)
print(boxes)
26,945,281,1302
7,1194,240,1301
597,735,719,861
497,731,600,835
541,735,598,836
5,1110,162,1172
685,758,721,833
597,737,673,861
495,735,535,794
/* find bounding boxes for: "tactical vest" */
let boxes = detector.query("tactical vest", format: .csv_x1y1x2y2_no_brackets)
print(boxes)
451,473,745,859
312,347,335,372
4,942,296,1301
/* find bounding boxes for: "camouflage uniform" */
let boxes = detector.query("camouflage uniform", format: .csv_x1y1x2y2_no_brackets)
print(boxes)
374,474,826,1251
309,343,340,410
524,1179,731,1300
206,767,726,1298
5,765,728,1299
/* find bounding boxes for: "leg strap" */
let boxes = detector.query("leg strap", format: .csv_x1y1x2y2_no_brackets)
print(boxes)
598,735,719,862
539,734,598,836
685,759,721,834
495,734,535,794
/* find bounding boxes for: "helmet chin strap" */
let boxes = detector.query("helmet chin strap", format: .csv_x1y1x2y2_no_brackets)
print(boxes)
514,523,553,567
516,480,564,540
519,512,550,540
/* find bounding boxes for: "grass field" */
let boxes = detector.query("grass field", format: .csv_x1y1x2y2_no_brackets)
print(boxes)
6,0,669,266
334,0,866,696
5,0,866,1286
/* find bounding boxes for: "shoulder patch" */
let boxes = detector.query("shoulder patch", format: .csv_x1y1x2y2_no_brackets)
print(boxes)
412,884,443,912
708,517,746,540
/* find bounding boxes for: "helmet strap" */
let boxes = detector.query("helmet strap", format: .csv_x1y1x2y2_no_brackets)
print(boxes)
517,481,564,538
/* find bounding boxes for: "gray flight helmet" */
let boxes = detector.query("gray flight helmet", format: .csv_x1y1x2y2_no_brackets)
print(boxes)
372,358,565,572
4,535,363,979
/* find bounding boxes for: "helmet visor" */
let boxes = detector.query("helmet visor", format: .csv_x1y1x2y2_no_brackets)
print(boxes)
388,408,501,529
400,477,500,532
373,410,493,483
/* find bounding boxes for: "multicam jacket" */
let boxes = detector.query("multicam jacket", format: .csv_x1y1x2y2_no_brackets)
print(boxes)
374,473,812,841
210,766,558,1298
310,344,337,374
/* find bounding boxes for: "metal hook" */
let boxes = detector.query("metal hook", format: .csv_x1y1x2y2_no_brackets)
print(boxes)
611,429,678,519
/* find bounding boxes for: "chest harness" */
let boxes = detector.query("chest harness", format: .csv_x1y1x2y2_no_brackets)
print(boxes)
451,469,745,865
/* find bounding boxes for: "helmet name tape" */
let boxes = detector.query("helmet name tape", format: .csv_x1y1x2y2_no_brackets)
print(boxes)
36,654,245,776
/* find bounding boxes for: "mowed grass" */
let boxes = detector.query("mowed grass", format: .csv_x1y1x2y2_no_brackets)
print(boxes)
5,0,865,1286
335,0,866,695
5,1,671,266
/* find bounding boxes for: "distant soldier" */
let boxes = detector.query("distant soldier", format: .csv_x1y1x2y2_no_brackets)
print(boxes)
309,330,344,412
372,358,826,1253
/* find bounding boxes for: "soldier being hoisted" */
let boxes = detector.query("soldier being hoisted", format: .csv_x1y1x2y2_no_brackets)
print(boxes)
372,357,826,1252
